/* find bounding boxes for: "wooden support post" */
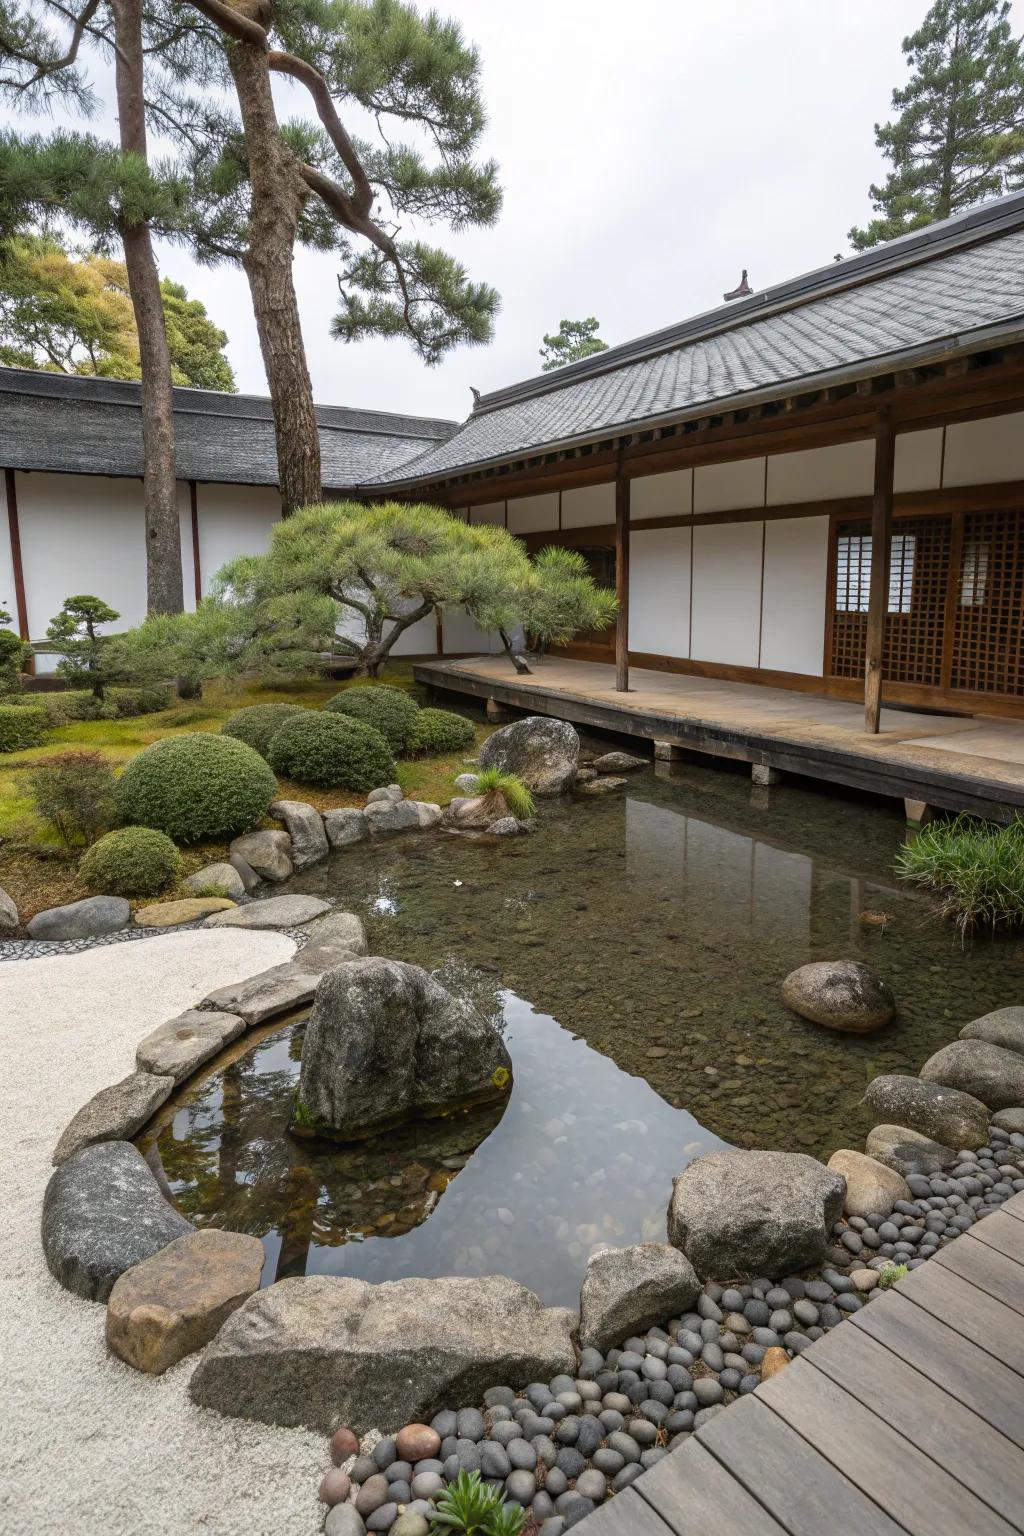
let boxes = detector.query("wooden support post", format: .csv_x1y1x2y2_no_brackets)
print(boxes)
615,453,630,692
189,481,203,607
4,467,30,641
864,412,894,734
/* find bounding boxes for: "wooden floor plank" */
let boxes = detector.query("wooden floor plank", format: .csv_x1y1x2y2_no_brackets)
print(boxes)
899,1259,1024,1376
634,1436,789,1536
570,1485,674,1535
692,1392,906,1536
853,1289,1024,1450
971,1210,1024,1264
934,1229,1024,1315
758,1353,1016,1536
1002,1190,1024,1219
808,1310,1024,1529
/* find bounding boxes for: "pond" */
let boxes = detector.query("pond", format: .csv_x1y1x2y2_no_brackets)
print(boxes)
138,747,1024,1308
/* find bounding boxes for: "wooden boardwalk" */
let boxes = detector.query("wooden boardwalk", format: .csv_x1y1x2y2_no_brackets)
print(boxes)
414,656,1024,820
580,1191,1024,1536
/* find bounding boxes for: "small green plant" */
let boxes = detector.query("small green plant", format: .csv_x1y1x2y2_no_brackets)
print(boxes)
80,826,184,896
0,703,46,752
26,749,118,846
429,1470,524,1535
473,766,534,819
407,706,476,756
896,813,1024,934
115,731,278,843
221,702,310,760
325,683,421,753
877,1261,909,1289
266,710,395,791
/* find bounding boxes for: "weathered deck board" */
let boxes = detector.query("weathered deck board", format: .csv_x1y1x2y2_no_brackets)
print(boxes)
969,1208,1024,1264
570,1485,674,1534
633,1437,789,1535
897,1258,1024,1376
934,1228,1024,1314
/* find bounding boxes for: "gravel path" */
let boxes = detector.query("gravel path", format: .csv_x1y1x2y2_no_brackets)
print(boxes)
1,929,325,1536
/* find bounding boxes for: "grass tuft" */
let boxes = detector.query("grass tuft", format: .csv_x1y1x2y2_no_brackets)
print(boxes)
472,766,535,820
895,813,1024,935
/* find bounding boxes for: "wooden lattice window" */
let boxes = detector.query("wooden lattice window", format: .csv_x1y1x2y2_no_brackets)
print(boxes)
830,517,951,687
951,509,1024,696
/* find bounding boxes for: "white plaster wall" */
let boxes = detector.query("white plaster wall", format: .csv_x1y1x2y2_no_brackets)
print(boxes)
177,482,197,613
196,483,282,594
631,467,693,519
759,515,829,675
506,493,559,534
442,606,501,654
628,526,690,658
690,519,763,666
16,471,149,638
468,502,505,526
894,428,943,493
766,439,874,505
0,472,17,629
693,456,765,514
561,482,615,528
943,409,1024,486
388,612,439,656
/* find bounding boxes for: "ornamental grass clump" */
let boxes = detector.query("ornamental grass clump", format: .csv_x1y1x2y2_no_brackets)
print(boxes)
27,749,118,846
473,766,534,819
115,732,278,843
266,710,395,791
895,813,1024,934
221,702,310,760
325,683,420,753
407,706,476,756
80,826,183,896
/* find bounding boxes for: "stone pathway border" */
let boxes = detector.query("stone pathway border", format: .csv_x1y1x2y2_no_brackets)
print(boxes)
0,924,309,963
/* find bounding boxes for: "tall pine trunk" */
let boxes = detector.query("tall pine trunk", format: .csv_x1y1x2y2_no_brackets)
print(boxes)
229,41,322,514
110,0,184,615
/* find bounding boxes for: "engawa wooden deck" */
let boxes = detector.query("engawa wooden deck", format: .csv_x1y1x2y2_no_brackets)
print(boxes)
413,656,1024,821
578,1191,1024,1536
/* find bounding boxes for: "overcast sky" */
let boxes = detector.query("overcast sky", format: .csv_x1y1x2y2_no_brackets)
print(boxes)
11,1,1022,421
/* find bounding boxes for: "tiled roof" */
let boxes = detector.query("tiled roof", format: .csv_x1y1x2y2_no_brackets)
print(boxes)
0,369,456,487
372,194,1024,487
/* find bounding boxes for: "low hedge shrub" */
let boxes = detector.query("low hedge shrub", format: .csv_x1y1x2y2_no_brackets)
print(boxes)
108,684,174,717
324,684,421,753
80,826,184,896
0,704,47,752
407,707,476,756
221,702,311,760
115,731,278,842
267,710,395,790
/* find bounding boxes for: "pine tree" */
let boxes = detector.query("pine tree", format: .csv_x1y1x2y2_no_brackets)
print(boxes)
849,0,1024,249
540,317,609,371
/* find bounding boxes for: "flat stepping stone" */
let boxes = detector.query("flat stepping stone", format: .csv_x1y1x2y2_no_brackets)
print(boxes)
199,961,321,1025
205,895,331,930
53,1070,174,1165
295,912,367,971
135,897,236,928
136,1009,246,1083
26,895,129,941
106,1228,265,1374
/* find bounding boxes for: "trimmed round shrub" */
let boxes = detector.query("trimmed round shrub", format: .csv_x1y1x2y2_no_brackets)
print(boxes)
115,732,278,843
407,707,476,756
221,702,310,760
80,826,184,896
324,684,421,753
267,710,395,791
0,703,46,752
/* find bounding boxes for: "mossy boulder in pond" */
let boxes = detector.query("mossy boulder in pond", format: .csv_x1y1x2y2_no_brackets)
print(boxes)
782,959,894,1033
478,715,579,795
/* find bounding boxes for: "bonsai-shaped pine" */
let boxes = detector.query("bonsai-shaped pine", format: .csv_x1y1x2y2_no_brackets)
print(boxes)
46,594,120,700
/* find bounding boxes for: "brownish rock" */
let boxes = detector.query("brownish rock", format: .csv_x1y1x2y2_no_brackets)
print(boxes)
318,1469,351,1505
395,1423,441,1462
355,1473,389,1517
760,1346,790,1380
330,1425,360,1465
105,1228,265,1374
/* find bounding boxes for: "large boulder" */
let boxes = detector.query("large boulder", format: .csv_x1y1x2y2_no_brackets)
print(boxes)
579,1244,700,1351
960,1007,1024,1058
0,883,18,933
862,1074,989,1149
189,1273,576,1432
269,800,329,870
782,960,894,1033
53,1070,174,1165
666,1150,845,1279
479,716,579,796
185,861,248,902
200,962,321,1025
323,808,370,849
136,1008,246,1084
106,1228,265,1374
993,1107,1024,1134
42,1141,194,1302
864,1124,957,1178
294,912,367,972
204,894,331,930
364,799,442,835
229,830,292,883
26,895,130,942
826,1149,910,1219
919,1038,1024,1111
296,957,512,1141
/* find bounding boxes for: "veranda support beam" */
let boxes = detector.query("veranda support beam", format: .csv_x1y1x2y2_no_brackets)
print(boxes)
615,455,631,691
864,412,895,733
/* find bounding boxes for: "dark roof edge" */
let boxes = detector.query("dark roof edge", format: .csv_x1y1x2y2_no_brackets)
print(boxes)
471,192,1024,417
368,312,1024,493
0,365,458,442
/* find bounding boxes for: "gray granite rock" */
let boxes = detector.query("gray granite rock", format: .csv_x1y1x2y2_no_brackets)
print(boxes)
667,1150,845,1279
782,959,894,1033
42,1141,194,1301
297,957,512,1140
27,895,130,942
53,1070,175,1165
479,716,579,796
228,851,261,893
366,784,404,804
364,799,442,835
269,800,329,870
862,1073,990,1149
200,962,320,1025
592,752,647,773
960,1007,1024,1058
0,882,18,933
579,1244,700,1351
204,895,331,930
189,1273,576,1432
992,1107,1024,1134
323,808,370,849
184,862,247,902
294,911,367,972
919,1039,1024,1111
454,773,480,793
577,777,627,796
136,1009,246,1083
487,817,522,837
826,1149,910,1219
864,1123,957,1177
229,830,292,883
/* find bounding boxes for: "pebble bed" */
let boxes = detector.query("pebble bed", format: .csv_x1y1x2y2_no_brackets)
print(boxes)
0,925,309,963
318,1124,1024,1536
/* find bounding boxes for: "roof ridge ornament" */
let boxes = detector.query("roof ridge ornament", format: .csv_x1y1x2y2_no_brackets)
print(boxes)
723,269,753,302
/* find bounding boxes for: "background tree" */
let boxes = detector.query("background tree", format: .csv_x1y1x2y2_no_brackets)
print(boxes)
0,232,235,387
45,594,121,699
849,0,1024,248
0,604,28,694
540,317,609,371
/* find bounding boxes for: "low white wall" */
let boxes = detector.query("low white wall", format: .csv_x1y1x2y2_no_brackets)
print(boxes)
507,493,558,533
759,516,829,674
629,527,691,658
690,520,763,666
196,483,281,594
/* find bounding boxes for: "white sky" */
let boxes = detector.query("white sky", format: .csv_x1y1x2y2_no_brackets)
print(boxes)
8,0,1022,422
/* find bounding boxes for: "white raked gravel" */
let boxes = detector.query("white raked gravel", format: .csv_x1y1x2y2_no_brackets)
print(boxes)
0,929,326,1536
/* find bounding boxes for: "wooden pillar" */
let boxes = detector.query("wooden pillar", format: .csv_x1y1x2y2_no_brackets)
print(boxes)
189,481,203,606
615,454,630,692
864,412,894,733
4,468,30,640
